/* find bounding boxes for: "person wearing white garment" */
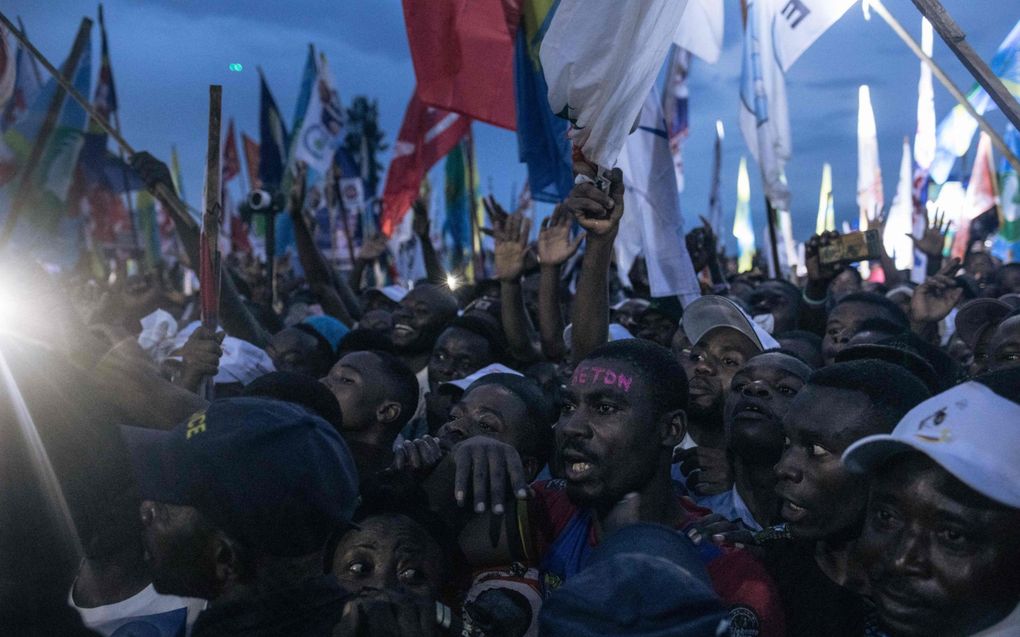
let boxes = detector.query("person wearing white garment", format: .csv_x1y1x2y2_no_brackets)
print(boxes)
843,372,1020,637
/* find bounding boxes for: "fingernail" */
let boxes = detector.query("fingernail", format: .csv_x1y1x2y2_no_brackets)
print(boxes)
735,543,746,549
516,489,528,499
456,491,464,505
474,502,486,513
493,504,505,515
712,534,725,544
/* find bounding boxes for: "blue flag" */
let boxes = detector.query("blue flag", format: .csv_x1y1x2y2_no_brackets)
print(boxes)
444,141,470,268
514,0,572,204
258,70,289,192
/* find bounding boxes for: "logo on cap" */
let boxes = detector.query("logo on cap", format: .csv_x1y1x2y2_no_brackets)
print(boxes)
186,411,208,440
915,406,952,443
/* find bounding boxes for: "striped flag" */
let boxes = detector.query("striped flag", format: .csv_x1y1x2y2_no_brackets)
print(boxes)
380,89,469,236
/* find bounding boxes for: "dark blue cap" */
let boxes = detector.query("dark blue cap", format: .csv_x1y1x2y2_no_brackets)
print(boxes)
540,524,727,636
121,397,359,557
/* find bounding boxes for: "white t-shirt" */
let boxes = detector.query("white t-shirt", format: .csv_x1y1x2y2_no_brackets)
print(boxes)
69,583,206,637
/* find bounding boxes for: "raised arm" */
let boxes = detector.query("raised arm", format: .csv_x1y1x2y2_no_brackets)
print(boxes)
412,196,446,285
492,205,542,362
536,206,584,361
566,162,625,365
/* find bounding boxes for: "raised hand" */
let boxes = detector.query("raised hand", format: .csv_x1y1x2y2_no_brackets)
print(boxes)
357,234,389,262
537,206,585,267
686,215,719,272
392,435,444,473
804,230,846,287
411,195,430,239
173,326,224,393
564,160,625,237
482,194,510,230
910,258,964,325
910,209,950,259
492,212,532,282
452,437,529,515
674,446,733,497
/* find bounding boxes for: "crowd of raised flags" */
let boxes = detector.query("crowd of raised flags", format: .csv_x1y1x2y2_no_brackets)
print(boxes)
0,0,1019,296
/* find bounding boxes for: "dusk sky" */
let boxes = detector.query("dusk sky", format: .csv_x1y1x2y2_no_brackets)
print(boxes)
6,0,1015,246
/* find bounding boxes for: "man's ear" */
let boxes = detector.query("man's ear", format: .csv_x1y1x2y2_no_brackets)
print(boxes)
211,531,243,591
376,400,401,425
659,409,686,448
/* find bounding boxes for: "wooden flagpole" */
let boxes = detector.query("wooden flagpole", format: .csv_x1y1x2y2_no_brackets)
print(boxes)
198,85,222,400
866,0,1020,176
0,10,198,235
910,0,1020,131
0,17,91,247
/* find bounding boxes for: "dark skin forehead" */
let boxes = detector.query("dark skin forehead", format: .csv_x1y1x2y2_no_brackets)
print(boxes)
734,352,812,384
872,453,1017,523
458,384,528,428
435,327,491,357
336,351,382,377
752,281,798,303
828,301,895,330
338,515,440,559
694,326,760,359
785,384,875,452
267,327,318,356
402,285,456,314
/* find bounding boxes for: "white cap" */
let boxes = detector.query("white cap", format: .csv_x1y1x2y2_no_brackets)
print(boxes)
367,285,409,304
681,295,779,351
439,363,523,393
843,382,1020,509
562,323,634,350
611,298,650,312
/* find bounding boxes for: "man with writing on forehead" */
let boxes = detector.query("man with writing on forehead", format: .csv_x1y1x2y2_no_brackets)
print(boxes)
445,339,785,637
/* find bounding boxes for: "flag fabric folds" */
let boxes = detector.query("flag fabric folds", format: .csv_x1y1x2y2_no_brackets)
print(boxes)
257,69,289,192
709,120,725,246
674,0,724,64
1000,125,1020,244
614,89,700,305
887,139,915,270
734,156,756,273
929,19,1020,184
0,25,16,109
380,90,470,237
291,53,345,175
953,132,998,258
541,0,689,169
241,133,260,191
444,139,470,269
514,0,572,204
740,0,855,211
402,0,519,130
663,46,690,194
0,24,92,266
857,85,883,227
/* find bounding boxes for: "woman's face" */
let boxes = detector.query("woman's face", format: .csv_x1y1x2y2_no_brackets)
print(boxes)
331,514,444,603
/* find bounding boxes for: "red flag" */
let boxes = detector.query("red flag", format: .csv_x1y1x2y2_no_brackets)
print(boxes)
222,118,240,183
380,90,470,236
401,0,520,130
241,132,261,190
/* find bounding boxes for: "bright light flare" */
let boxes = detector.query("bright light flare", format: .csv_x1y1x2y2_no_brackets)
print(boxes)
715,120,725,140
446,274,460,291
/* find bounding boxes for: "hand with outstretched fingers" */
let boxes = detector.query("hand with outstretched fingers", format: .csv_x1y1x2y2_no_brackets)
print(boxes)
452,437,530,516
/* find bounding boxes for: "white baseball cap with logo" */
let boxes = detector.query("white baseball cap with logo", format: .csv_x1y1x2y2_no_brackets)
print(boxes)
843,382,1020,509
680,295,780,352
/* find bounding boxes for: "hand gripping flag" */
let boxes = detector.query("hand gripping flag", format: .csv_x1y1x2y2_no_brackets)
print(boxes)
540,0,690,169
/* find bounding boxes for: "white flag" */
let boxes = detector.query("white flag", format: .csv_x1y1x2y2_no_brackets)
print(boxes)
771,0,857,72
541,0,689,169
674,0,724,64
887,138,915,270
615,89,700,305
857,85,883,226
740,0,855,211
914,19,936,172
292,54,344,174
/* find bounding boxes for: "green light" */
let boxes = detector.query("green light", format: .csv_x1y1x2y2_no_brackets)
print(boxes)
228,63,243,72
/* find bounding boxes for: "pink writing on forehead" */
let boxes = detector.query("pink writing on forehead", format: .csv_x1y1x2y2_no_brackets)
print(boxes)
572,365,633,392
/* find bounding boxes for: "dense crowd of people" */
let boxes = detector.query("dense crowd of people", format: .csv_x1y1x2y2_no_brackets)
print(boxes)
2,154,1020,637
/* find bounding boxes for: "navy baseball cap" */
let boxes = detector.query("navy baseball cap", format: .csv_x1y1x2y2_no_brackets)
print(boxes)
121,397,359,557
